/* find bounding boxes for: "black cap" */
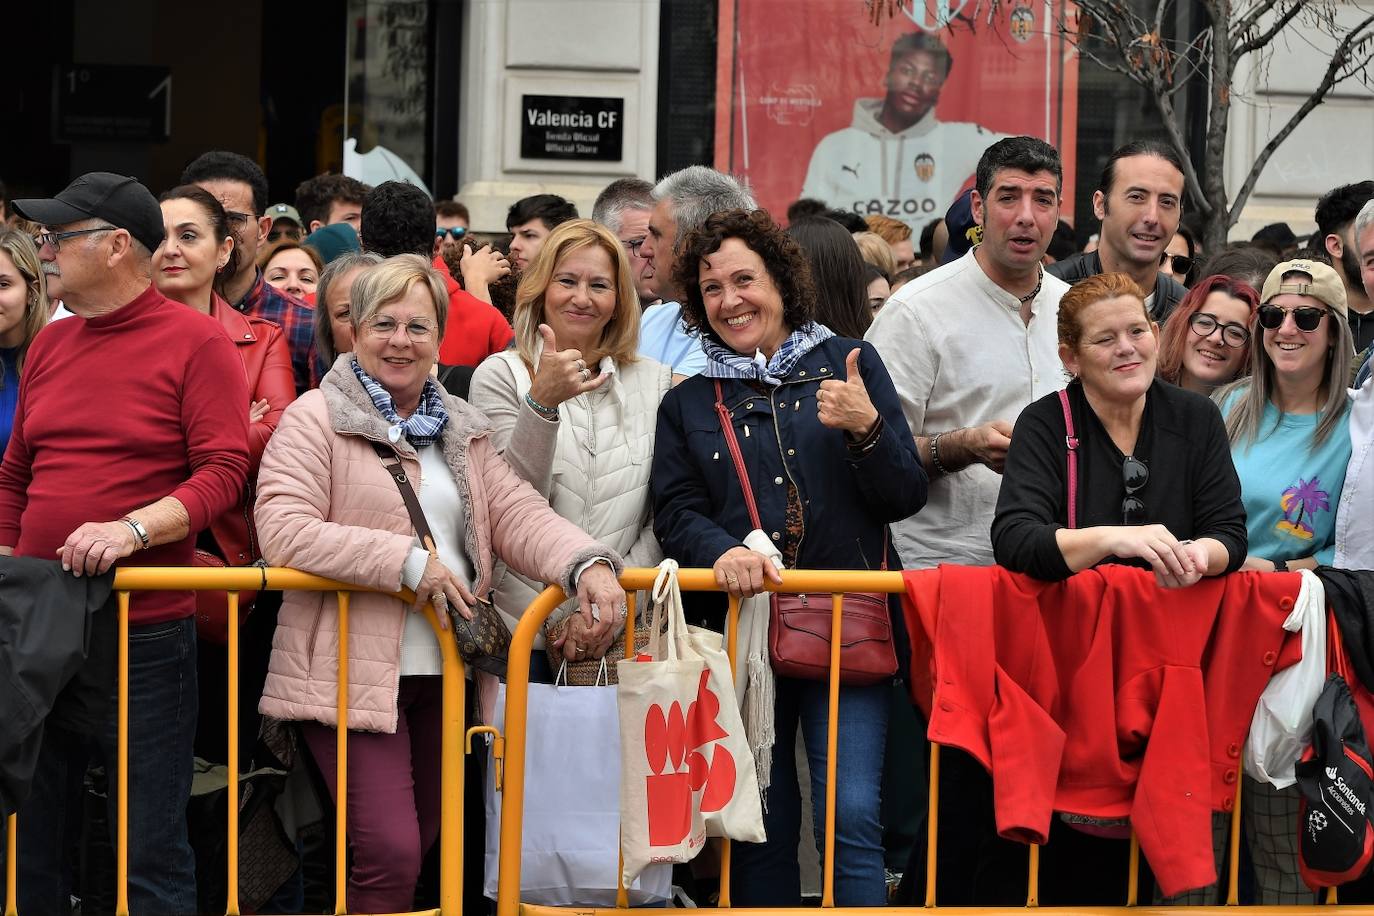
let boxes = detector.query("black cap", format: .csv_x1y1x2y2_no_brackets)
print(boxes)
13,172,165,254
1252,222,1301,249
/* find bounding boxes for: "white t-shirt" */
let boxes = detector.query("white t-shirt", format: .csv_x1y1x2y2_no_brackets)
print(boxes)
399,445,475,676
864,249,1069,567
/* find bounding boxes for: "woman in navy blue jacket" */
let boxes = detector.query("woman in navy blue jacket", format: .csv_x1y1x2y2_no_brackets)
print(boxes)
651,208,926,907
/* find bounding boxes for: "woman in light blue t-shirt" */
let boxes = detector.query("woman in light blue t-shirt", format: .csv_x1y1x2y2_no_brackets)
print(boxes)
1217,257,1354,572
1214,257,1354,906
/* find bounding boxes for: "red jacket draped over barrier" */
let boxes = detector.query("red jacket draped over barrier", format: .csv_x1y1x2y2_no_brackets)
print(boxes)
902,565,1304,896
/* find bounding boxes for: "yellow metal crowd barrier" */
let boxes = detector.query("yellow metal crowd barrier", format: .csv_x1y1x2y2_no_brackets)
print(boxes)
2,567,465,916
6,566,1371,915
495,569,1372,916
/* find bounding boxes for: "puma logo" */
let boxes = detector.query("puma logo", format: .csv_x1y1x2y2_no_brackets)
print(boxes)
841,163,860,178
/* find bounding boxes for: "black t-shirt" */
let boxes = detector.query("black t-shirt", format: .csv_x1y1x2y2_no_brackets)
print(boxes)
991,379,1248,580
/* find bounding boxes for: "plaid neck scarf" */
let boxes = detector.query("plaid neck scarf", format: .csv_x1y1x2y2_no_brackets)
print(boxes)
701,321,835,387
351,358,449,448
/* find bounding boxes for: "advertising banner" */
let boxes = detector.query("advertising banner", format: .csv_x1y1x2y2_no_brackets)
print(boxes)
714,0,1079,234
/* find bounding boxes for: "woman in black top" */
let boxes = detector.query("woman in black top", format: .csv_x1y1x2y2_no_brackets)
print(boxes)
992,272,1246,585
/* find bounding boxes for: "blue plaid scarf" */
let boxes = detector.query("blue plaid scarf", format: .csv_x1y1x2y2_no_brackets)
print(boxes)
351,358,449,448
701,321,835,387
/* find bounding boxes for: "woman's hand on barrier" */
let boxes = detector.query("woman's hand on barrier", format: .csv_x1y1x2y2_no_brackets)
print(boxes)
714,546,784,599
1107,524,1198,588
529,324,609,409
58,520,140,577
414,555,477,628
574,561,625,646
817,347,879,438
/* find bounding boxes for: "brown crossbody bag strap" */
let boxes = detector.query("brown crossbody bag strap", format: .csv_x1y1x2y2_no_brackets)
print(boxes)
370,441,439,558
368,440,512,676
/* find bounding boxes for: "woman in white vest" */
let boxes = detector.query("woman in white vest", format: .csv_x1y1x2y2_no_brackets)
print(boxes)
470,219,671,677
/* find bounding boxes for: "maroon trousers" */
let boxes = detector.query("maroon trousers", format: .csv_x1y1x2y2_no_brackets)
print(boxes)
301,676,444,914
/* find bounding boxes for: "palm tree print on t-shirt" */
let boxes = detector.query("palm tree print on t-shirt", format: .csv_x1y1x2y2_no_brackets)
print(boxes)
1276,477,1331,541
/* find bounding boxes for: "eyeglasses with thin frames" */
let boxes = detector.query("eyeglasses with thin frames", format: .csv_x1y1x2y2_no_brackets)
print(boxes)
35,226,118,252
1187,312,1250,348
1121,455,1149,526
625,237,646,256
363,316,437,341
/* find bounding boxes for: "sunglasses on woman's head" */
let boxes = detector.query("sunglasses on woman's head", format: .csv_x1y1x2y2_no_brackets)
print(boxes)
1257,304,1327,332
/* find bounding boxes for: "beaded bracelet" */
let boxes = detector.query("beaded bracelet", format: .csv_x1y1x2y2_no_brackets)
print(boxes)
524,392,559,420
929,431,951,476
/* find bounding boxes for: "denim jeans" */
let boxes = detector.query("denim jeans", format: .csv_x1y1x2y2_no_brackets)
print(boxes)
15,615,199,916
730,677,889,906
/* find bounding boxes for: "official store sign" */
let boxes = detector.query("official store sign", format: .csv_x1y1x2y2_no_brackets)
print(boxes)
520,95,624,162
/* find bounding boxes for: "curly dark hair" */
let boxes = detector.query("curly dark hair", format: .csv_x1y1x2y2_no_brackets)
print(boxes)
672,209,816,346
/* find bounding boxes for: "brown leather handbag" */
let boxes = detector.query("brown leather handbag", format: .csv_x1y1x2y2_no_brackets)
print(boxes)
372,442,511,676
712,380,897,686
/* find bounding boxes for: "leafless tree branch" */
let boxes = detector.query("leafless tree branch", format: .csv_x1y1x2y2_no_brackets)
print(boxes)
1228,10,1374,225
1230,0,1292,48
1235,2,1312,57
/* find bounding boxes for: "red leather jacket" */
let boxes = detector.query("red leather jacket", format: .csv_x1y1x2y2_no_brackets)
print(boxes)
209,295,296,564
902,565,1303,897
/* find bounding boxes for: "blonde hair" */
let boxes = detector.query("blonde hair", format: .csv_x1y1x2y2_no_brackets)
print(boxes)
512,218,640,365
864,213,912,245
348,253,449,340
852,231,897,276
0,229,50,379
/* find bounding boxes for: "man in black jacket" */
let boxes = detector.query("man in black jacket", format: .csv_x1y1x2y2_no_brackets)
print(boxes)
1049,140,1188,323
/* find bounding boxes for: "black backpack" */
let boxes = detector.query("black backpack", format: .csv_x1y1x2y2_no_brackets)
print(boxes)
1296,672,1374,889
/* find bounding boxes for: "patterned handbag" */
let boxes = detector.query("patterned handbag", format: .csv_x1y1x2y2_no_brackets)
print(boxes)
372,442,511,676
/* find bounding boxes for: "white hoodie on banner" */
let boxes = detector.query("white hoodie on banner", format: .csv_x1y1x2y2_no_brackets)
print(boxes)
800,98,1010,232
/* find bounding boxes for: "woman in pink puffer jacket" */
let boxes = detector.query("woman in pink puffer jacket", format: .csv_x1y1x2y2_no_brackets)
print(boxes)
254,254,625,913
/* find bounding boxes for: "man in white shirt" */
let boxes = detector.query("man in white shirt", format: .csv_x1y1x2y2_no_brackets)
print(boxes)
866,135,1069,570
1335,198,1374,569
868,134,1069,907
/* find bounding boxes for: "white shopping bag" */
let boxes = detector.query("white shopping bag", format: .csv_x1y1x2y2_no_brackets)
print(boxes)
483,664,672,906
617,560,765,886
1245,569,1327,788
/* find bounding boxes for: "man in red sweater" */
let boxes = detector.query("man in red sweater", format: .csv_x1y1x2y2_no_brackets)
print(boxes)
5,173,250,915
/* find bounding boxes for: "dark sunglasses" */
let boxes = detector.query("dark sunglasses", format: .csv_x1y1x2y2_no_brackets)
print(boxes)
1257,304,1328,332
1188,312,1250,348
1160,253,1193,275
1121,455,1149,526
435,227,468,240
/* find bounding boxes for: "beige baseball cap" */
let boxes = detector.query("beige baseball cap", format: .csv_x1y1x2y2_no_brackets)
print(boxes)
1260,258,1348,320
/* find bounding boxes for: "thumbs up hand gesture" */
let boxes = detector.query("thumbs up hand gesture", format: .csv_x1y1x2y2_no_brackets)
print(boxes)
529,323,610,412
816,347,879,438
